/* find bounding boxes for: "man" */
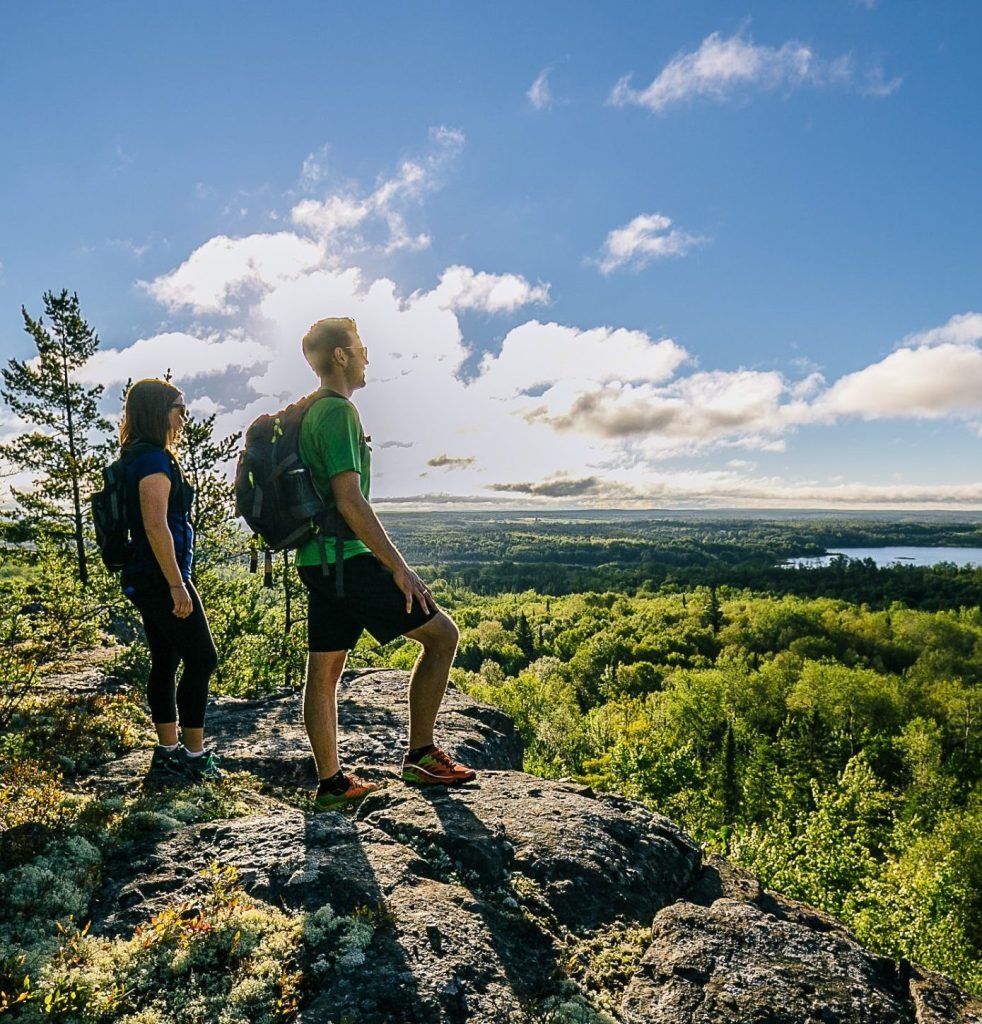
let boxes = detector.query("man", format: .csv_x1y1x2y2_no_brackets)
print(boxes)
295,316,476,811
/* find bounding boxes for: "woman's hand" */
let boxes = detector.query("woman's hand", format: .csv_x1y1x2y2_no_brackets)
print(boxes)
170,582,193,619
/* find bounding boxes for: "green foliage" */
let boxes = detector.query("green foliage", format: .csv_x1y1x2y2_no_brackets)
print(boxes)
0,290,114,586
0,762,89,838
0,603,37,733
175,410,242,562
457,657,586,777
2,691,147,777
197,565,307,696
847,802,982,994
4,506,982,1005
383,511,982,609
435,582,982,993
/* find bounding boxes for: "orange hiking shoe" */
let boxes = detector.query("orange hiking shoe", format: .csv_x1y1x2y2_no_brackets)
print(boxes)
313,774,380,812
402,745,477,786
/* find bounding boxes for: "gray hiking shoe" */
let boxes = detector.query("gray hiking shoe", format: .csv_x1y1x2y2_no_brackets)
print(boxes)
182,748,223,781
147,744,191,783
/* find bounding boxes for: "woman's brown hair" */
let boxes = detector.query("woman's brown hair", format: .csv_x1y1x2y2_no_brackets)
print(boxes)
119,379,182,451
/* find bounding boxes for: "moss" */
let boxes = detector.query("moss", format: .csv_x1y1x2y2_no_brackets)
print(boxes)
11,867,398,1023
111,772,262,842
561,923,650,1015
0,835,103,979
16,864,303,1024
524,982,620,1023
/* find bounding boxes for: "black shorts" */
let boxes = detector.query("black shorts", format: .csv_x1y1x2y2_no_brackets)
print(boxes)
298,554,437,652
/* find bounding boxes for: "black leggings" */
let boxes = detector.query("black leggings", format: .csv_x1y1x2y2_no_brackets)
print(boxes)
128,580,218,729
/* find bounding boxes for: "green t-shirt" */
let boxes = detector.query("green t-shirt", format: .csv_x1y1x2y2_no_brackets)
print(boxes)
295,391,372,565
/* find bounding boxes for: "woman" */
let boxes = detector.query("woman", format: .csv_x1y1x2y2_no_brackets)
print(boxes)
119,378,221,782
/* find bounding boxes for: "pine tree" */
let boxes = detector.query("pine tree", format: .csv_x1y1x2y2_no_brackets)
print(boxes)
722,719,741,825
176,408,242,564
514,611,535,658
0,291,113,585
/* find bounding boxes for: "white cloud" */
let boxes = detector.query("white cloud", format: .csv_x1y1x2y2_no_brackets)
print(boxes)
79,141,977,512
515,366,811,458
423,266,550,314
79,331,269,386
473,321,688,399
300,144,330,190
817,343,982,420
898,311,982,350
609,31,882,112
290,126,463,256
144,232,326,315
528,68,553,110
594,212,704,274
478,469,982,509
861,64,902,98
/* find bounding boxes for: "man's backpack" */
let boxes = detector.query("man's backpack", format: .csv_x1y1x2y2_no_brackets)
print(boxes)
90,442,168,570
234,391,355,595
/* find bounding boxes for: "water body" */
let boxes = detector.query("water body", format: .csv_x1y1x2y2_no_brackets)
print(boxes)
784,547,982,569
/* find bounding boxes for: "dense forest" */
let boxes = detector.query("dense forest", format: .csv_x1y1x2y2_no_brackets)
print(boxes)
1,293,980,1014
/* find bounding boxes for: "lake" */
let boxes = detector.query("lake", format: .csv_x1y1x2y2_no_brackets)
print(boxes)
783,546,982,569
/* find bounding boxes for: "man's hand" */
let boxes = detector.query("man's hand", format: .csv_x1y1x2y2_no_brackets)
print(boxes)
392,564,436,615
333,472,437,614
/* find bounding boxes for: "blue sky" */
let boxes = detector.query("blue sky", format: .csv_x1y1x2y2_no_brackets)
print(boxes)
1,1,980,508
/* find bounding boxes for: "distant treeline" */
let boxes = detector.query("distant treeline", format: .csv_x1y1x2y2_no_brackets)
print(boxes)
381,513,982,609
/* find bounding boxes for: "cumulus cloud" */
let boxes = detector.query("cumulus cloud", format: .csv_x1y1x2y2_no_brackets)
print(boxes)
145,233,326,315
423,265,550,313
527,68,553,110
519,368,811,457
609,31,876,112
77,141,978,512
473,321,688,400
816,343,982,420
594,213,704,274
898,311,982,350
78,331,269,386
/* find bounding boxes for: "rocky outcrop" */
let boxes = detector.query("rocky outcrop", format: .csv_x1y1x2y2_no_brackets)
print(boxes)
85,669,981,1024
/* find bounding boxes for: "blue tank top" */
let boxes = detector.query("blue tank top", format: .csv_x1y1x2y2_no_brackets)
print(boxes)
121,446,195,594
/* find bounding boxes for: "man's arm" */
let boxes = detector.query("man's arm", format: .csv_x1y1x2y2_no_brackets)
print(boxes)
330,471,435,614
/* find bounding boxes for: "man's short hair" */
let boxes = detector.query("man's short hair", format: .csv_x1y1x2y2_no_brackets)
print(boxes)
302,317,358,374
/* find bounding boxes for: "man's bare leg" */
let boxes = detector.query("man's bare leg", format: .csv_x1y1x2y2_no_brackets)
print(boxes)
303,650,348,779
404,611,460,750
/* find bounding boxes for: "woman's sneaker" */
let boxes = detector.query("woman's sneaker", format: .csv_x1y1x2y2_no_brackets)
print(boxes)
313,774,380,812
402,745,477,786
182,748,223,782
148,744,191,784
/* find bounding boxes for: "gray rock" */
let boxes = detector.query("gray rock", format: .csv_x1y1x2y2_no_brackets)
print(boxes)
85,668,523,795
80,671,982,1023
208,668,524,785
91,769,701,1023
620,854,982,1024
